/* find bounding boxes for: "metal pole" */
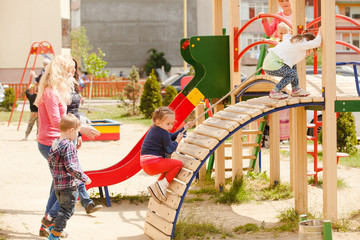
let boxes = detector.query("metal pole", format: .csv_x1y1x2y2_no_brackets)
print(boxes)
183,0,187,71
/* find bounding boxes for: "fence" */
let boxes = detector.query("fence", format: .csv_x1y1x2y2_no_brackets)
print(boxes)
4,79,146,99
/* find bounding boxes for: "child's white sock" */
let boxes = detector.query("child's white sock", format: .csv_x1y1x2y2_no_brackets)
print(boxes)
159,178,169,188
46,214,53,221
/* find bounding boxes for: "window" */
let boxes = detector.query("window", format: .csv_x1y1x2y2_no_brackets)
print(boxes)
248,2,268,19
339,32,359,51
345,7,350,17
241,33,264,54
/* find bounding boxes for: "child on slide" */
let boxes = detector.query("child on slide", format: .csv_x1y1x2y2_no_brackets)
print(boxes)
263,28,322,99
140,107,194,203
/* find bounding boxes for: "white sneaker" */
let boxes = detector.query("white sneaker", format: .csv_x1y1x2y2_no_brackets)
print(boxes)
291,88,310,97
147,183,162,204
269,90,289,99
155,179,168,201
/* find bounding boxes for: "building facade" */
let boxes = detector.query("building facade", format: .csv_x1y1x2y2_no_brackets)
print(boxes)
0,0,71,84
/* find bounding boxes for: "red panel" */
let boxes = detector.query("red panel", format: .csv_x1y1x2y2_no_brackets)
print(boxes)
82,133,120,141
171,97,196,132
168,92,186,111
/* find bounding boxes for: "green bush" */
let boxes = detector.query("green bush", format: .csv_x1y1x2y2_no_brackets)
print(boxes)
162,85,177,106
144,48,171,77
337,112,358,154
139,70,162,118
1,88,17,111
319,112,358,154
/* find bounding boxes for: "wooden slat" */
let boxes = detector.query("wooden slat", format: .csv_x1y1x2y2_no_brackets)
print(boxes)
146,211,173,235
168,180,187,196
299,96,313,103
213,111,251,124
242,130,262,134
225,105,262,118
248,96,287,108
171,152,201,171
243,155,257,160
236,101,274,112
286,97,300,105
144,222,171,240
177,141,209,160
183,132,219,150
193,124,229,140
311,95,324,102
162,192,181,210
147,198,176,223
176,168,194,184
243,142,259,147
202,117,239,131
336,95,360,101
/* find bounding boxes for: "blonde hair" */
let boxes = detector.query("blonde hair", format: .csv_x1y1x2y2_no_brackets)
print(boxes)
59,113,81,132
35,55,75,106
152,106,175,123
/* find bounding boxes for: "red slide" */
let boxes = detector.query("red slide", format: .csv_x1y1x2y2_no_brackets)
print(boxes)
84,92,196,190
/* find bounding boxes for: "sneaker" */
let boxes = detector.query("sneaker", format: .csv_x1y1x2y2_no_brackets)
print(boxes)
41,215,54,227
85,202,103,214
155,181,168,201
291,88,310,97
269,90,289,99
45,227,68,238
147,183,162,204
22,137,28,141
39,225,49,237
48,233,60,240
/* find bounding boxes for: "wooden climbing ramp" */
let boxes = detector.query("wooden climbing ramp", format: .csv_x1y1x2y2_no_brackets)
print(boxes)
144,94,333,240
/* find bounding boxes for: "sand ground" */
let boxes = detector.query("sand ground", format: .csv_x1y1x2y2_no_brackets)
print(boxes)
1,121,360,240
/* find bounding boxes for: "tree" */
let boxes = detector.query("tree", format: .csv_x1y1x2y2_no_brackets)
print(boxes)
337,112,358,154
1,88,16,111
83,48,109,112
139,70,162,118
123,66,142,115
319,112,358,154
70,26,92,68
144,48,171,77
162,85,177,106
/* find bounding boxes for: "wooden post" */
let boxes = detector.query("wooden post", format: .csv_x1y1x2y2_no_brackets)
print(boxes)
291,0,308,214
321,0,338,221
195,103,207,180
183,0,187,71
289,108,296,190
228,0,242,181
212,0,222,36
269,112,280,186
214,103,225,190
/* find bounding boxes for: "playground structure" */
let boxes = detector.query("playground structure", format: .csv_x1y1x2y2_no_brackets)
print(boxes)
7,41,55,130
81,1,360,239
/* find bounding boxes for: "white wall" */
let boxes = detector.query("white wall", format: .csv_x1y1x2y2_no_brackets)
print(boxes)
0,0,64,69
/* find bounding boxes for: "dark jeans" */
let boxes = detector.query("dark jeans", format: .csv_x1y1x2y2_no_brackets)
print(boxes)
53,187,79,233
265,64,299,92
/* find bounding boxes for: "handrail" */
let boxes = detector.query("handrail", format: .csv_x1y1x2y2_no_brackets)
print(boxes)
306,14,360,30
336,61,360,96
182,67,263,133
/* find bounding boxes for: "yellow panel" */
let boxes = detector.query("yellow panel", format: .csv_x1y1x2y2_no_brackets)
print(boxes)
186,88,205,106
93,125,120,134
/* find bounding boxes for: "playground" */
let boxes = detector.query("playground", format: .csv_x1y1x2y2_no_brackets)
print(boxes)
1,122,360,239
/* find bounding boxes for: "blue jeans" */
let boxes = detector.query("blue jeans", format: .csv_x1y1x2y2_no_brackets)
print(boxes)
38,142,93,219
38,142,59,218
54,187,79,233
265,64,299,92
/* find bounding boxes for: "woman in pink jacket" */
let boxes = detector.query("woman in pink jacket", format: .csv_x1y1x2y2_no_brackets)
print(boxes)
35,55,99,237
